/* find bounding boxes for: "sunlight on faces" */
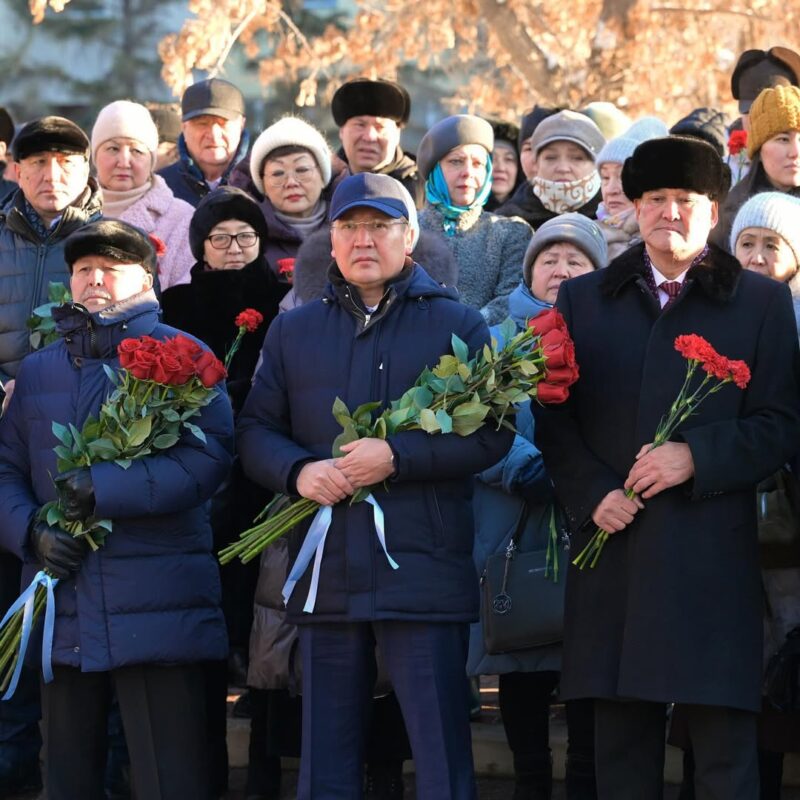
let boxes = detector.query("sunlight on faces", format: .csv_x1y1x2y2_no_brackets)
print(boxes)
331,208,412,304
70,254,153,311
14,152,89,222
491,141,518,202
94,137,151,192
531,242,595,304
760,131,800,192
735,226,798,282
535,141,594,182
203,219,260,271
181,114,245,176
634,189,717,265
520,138,536,180
599,162,632,215
439,144,489,207
339,115,401,174
262,150,324,218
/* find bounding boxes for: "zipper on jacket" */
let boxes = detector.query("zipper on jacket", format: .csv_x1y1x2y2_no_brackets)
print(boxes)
429,486,445,548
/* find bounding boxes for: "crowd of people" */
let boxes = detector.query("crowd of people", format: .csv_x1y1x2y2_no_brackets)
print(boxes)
0,41,799,800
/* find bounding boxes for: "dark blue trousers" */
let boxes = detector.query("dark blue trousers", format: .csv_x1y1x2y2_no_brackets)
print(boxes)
298,620,477,800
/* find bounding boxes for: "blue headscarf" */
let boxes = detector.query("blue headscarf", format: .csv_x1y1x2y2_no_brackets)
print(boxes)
425,154,494,236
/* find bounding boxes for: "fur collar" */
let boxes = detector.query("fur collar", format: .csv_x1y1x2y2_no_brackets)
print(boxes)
600,241,742,304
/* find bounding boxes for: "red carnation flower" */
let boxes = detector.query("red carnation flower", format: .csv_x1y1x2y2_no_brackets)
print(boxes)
674,334,718,364
235,309,264,334
728,130,747,156
728,359,751,389
148,234,167,257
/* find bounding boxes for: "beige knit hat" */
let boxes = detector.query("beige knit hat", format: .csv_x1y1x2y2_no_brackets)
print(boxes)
91,100,159,168
748,85,800,157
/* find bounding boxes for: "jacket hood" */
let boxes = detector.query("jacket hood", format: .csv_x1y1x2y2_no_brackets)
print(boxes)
53,290,160,359
600,241,742,303
506,283,552,330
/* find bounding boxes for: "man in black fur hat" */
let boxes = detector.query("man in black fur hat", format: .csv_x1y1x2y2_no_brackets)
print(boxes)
332,77,422,205
534,135,800,798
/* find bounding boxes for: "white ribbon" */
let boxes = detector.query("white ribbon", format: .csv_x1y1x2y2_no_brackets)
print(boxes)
282,494,399,614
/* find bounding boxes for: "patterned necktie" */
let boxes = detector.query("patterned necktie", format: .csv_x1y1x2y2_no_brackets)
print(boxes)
659,280,682,308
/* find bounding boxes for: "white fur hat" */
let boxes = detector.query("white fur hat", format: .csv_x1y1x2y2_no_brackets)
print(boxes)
91,100,159,167
249,116,332,194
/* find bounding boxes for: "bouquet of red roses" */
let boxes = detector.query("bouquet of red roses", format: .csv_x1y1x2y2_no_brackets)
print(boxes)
0,334,227,698
572,334,751,569
219,309,579,580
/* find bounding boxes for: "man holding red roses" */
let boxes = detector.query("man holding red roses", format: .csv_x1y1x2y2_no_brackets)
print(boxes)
534,136,800,799
0,220,234,800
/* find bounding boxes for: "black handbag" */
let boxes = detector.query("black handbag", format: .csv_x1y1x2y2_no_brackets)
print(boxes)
480,502,566,655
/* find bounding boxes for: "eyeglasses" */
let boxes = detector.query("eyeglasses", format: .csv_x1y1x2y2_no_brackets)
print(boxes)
331,220,408,239
206,231,259,250
263,165,319,188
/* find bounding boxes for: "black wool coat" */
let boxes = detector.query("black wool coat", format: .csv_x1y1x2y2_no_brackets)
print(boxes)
533,242,800,712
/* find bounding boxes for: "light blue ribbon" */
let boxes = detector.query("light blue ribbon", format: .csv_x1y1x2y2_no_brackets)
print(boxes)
1,571,58,700
282,494,399,613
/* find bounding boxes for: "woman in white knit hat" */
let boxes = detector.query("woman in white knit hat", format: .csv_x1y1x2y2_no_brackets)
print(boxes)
232,115,338,289
91,100,195,290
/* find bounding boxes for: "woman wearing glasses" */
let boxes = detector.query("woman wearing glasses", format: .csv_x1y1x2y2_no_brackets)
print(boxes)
91,100,195,290
230,115,342,290
161,185,283,798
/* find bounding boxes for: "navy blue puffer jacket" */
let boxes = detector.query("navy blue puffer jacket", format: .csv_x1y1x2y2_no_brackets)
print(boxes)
0,292,234,671
237,263,514,624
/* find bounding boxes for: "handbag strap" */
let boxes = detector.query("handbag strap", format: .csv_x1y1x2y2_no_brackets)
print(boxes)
509,500,531,549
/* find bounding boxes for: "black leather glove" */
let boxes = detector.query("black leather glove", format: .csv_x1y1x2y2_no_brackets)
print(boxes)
29,520,88,579
55,468,96,522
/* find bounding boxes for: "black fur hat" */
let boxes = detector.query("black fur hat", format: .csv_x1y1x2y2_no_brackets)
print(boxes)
0,108,14,148
12,115,89,162
64,220,157,274
621,136,730,202
189,186,268,263
331,78,410,126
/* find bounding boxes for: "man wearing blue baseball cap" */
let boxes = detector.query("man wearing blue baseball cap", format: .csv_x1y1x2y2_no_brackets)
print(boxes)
238,173,513,799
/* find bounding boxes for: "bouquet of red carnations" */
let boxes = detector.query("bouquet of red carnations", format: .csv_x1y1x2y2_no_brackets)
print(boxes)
572,334,751,569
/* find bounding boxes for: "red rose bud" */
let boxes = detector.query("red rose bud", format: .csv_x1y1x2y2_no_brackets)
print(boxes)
117,338,142,369
194,350,227,388
540,328,577,370
234,309,264,334
170,334,203,359
528,308,567,337
537,381,570,404
543,364,579,386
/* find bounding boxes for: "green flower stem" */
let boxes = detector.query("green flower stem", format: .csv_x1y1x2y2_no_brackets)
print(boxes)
223,328,245,371
0,586,47,693
218,497,320,565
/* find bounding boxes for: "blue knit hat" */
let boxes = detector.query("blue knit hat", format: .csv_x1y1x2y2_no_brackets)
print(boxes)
730,191,800,263
596,117,669,167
